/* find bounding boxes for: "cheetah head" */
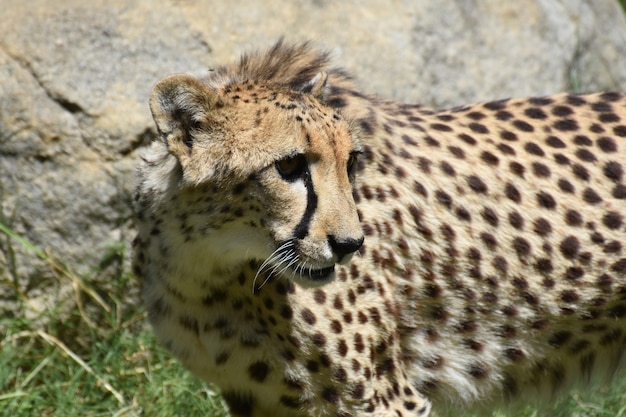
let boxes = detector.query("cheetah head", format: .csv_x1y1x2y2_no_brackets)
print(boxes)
145,72,363,288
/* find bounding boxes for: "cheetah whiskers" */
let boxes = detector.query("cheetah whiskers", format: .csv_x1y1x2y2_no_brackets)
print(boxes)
294,260,314,281
260,252,300,290
253,240,297,291
267,255,301,288
255,240,293,277
262,255,302,290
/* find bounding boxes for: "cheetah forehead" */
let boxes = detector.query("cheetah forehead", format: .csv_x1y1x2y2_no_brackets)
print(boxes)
215,82,360,163
196,40,361,168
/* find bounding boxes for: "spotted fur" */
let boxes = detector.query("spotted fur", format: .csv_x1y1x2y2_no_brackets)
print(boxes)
134,40,626,416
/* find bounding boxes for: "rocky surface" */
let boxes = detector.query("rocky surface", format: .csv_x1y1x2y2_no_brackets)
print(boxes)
1,0,625,321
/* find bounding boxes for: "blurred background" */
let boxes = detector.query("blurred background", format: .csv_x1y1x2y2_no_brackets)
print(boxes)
1,1,626,416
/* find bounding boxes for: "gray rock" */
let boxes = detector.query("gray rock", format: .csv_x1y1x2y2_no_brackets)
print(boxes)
1,0,625,321
0,0,212,319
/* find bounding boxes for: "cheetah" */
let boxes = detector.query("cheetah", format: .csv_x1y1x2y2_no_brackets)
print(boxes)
133,40,626,416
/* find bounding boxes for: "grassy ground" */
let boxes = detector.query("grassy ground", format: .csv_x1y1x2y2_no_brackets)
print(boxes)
2,224,626,416
0,323,227,417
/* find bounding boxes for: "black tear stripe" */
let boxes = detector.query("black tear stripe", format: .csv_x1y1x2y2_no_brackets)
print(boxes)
292,166,318,240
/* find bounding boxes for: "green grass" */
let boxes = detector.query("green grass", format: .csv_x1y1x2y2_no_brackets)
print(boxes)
0,324,227,416
492,382,626,417
1,223,626,417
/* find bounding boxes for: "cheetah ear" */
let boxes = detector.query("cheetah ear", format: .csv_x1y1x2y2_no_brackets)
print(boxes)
149,74,223,158
298,71,329,101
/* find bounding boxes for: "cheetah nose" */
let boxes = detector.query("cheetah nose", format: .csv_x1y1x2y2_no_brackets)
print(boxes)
328,235,364,263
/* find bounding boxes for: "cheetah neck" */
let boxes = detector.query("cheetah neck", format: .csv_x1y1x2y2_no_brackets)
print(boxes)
135,145,268,296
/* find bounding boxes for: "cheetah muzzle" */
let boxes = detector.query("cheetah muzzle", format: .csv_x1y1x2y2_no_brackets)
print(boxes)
134,40,626,416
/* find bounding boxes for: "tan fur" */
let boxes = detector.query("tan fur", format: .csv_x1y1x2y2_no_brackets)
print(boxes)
134,40,626,416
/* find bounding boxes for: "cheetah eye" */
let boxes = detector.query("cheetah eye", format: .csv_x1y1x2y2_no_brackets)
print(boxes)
276,154,307,181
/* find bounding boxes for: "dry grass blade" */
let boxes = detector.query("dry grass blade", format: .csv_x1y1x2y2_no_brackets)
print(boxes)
19,355,52,388
0,391,28,401
0,221,112,314
35,330,126,405
43,247,112,314
0,330,36,348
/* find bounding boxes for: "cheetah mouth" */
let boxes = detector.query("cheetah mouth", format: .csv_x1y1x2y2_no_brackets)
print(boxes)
300,265,336,281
